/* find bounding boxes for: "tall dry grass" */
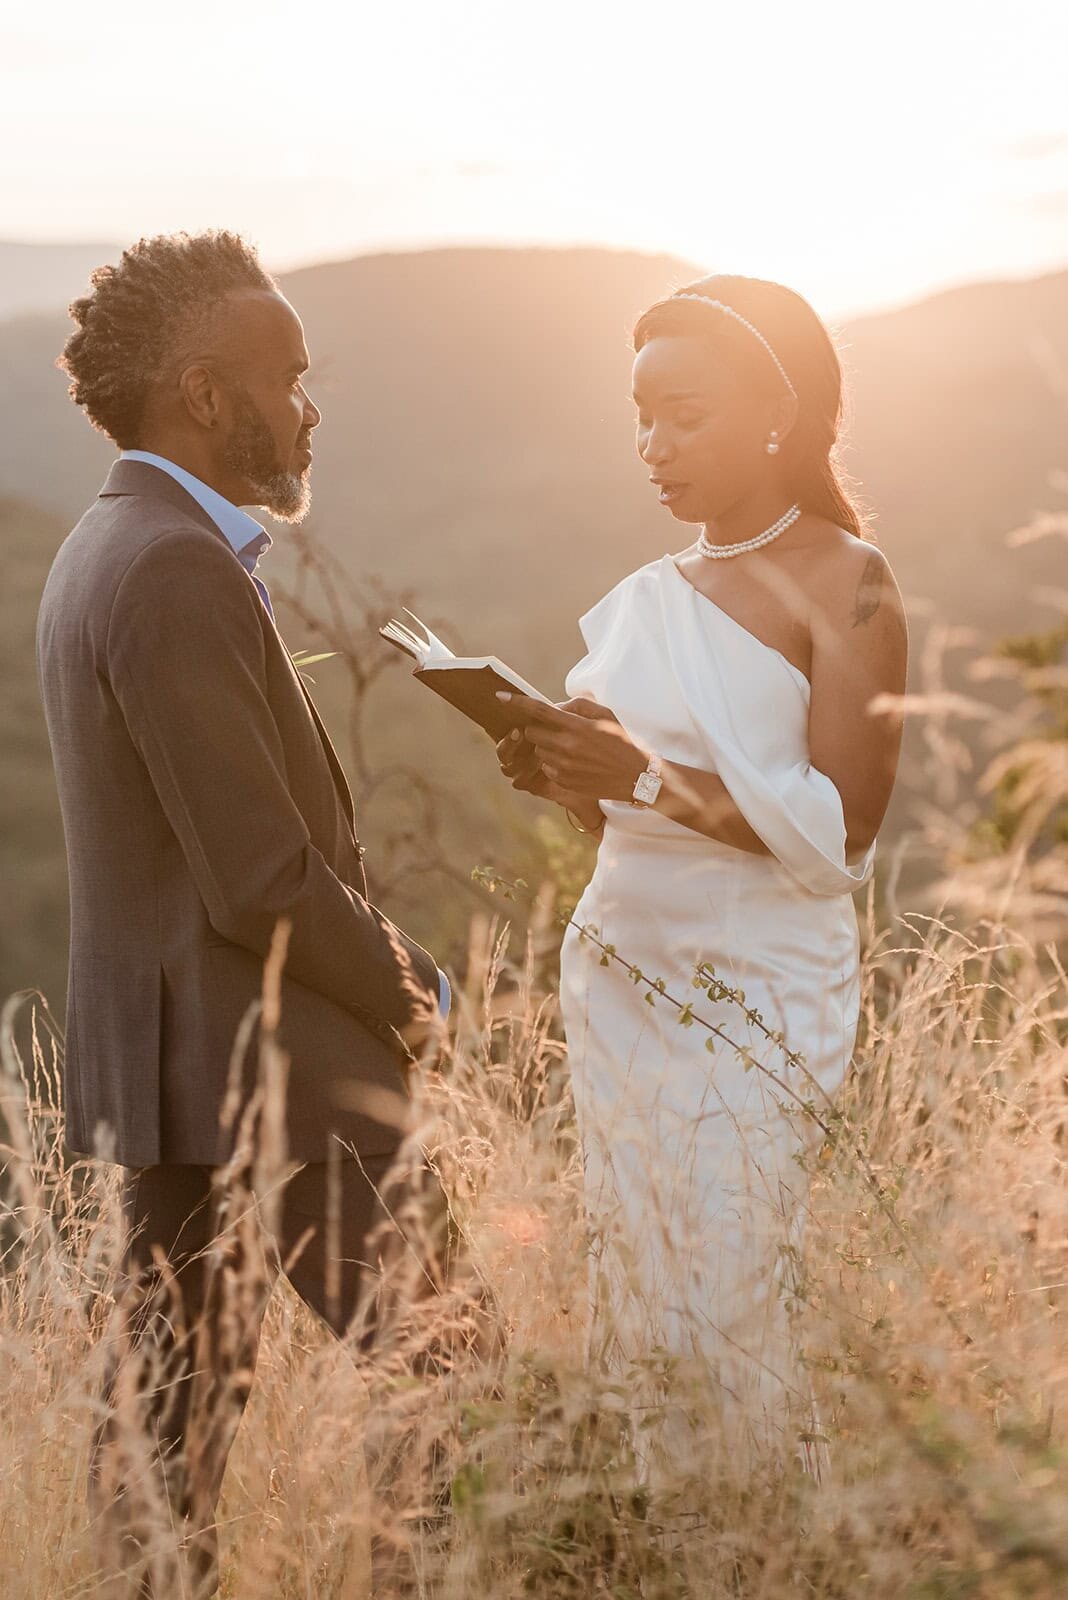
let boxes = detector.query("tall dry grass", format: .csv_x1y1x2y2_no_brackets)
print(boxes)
2,885,1067,1597
3,590,1067,1597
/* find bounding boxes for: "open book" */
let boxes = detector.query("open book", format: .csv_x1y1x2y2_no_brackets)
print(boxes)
379,609,553,740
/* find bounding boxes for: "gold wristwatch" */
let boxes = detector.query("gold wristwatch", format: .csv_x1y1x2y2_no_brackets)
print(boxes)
630,753,663,808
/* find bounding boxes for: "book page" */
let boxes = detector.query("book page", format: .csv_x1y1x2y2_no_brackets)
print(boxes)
379,609,456,668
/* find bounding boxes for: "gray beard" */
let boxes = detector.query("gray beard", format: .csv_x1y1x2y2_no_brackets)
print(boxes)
243,464,311,524
223,390,312,524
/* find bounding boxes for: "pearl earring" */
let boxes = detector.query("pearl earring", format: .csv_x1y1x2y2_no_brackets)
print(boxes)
765,430,780,456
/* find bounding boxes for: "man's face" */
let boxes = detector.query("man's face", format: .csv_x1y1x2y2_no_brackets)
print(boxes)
215,291,321,521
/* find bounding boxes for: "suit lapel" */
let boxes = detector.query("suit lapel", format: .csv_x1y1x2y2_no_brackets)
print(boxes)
281,643,358,836
99,458,360,840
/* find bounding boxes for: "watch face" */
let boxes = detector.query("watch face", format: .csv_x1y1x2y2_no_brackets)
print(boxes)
633,770,662,806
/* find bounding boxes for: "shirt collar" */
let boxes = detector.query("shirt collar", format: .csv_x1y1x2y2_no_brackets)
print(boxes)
120,450,272,566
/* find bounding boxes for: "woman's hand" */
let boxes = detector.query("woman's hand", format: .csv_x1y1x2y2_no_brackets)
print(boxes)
493,720,598,821
496,694,648,802
495,725,546,795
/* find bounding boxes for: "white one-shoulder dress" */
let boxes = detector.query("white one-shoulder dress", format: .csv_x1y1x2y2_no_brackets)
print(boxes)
558,553,876,1465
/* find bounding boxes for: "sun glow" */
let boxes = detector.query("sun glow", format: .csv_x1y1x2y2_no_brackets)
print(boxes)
2,0,1067,318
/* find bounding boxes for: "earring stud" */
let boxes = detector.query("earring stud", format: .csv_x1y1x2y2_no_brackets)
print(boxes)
765,430,780,455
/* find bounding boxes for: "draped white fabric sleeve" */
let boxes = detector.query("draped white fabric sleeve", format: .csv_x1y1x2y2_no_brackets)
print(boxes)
655,557,876,897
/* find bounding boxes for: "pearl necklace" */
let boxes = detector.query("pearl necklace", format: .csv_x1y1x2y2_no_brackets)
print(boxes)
696,502,802,560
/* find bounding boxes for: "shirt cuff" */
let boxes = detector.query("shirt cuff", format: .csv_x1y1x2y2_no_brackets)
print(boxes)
437,968,451,1019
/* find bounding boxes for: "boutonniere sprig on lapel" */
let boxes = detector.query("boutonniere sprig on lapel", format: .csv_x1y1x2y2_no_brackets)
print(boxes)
289,648,338,686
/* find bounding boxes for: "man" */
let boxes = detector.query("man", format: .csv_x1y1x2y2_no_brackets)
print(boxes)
38,230,454,1595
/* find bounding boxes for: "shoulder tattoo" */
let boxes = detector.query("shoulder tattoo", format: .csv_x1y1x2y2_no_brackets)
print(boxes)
850,552,884,628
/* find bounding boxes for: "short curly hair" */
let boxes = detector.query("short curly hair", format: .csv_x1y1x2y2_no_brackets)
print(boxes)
58,230,277,448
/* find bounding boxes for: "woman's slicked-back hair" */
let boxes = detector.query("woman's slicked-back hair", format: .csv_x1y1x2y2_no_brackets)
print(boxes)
633,273,874,542
58,230,277,448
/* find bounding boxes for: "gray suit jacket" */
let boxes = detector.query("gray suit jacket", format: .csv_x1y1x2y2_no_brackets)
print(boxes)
36,458,440,1167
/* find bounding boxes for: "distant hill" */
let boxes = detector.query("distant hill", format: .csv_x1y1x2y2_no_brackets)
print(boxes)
0,239,120,320
2,245,1067,1004
2,244,1065,647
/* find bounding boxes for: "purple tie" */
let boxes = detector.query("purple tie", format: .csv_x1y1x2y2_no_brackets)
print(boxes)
237,534,275,623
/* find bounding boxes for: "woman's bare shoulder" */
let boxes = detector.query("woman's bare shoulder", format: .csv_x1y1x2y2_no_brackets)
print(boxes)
799,520,906,636
796,518,896,581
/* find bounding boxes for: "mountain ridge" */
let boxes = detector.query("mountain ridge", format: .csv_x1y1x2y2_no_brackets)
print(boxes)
3,243,1065,1002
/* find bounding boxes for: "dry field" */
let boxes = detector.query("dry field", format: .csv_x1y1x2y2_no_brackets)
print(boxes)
3,614,1067,1598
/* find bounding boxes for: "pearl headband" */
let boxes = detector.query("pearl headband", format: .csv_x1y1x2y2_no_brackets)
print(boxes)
669,287,798,401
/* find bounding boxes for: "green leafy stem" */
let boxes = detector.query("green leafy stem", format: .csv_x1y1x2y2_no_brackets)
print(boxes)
470,862,933,1295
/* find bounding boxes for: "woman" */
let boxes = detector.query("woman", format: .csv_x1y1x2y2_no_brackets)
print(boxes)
496,274,907,1470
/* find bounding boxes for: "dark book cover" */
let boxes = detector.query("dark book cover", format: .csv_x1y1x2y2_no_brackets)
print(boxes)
414,664,537,741
380,610,553,740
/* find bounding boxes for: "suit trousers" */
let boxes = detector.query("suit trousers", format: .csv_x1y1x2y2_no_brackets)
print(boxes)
87,1141,458,1598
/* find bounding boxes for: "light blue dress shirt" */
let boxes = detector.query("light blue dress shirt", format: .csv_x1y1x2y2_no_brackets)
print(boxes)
119,450,450,1021
122,449,275,614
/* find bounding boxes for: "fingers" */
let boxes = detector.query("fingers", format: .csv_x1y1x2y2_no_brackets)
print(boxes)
495,691,574,730
495,727,529,767
525,728,569,758
495,693,629,796
497,691,621,733
557,697,619,722
495,727,545,786
494,727,525,767
524,722,596,772
504,757,542,784
515,772,553,797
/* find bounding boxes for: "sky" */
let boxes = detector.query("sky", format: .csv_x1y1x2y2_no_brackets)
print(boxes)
3,0,1068,321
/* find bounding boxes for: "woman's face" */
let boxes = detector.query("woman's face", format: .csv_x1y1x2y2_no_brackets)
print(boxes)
631,333,771,523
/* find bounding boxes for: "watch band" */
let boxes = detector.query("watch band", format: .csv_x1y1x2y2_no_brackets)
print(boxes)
631,753,663,808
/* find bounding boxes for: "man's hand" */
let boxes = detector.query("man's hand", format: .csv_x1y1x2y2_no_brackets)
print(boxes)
496,694,647,803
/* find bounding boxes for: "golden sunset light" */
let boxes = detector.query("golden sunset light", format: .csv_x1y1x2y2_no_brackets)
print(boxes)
3,0,1067,316
4,4,1068,1596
